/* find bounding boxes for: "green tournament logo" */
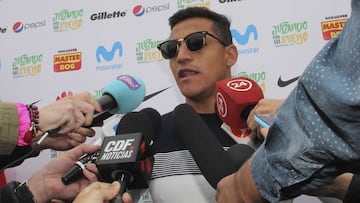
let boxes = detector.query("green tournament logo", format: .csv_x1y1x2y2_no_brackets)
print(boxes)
12,54,43,78
136,39,164,63
272,21,309,47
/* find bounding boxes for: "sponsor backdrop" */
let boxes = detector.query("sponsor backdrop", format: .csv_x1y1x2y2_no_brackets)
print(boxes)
0,0,350,202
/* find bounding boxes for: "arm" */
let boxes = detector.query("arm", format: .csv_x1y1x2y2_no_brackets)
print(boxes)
216,159,267,203
0,102,21,155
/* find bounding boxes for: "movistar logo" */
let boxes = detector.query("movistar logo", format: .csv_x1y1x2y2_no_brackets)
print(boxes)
231,25,258,46
96,41,123,63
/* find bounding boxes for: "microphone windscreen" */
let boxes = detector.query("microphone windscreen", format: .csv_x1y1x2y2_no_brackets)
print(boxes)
226,144,254,169
173,103,236,189
116,108,161,147
216,77,264,129
103,75,146,114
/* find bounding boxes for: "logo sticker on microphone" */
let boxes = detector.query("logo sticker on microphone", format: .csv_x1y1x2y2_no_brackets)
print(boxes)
117,75,141,90
97,133,142,163
227,78,252,92
216,92,227,118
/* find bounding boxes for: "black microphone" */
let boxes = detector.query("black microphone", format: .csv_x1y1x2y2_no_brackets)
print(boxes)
96,108,161,203
61,108,161,185
173,104,253,189
226,143,254,169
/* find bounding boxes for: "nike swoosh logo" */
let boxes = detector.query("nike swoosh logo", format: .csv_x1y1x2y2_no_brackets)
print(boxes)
143,86,171,101
277,76,300,87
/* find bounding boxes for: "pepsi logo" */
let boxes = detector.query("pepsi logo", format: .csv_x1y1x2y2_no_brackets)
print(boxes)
133,5,145,17
227,78,253,92
13,21,23,33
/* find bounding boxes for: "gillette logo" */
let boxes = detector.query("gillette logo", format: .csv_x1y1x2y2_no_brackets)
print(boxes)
99,139,135,160
133,3,170,17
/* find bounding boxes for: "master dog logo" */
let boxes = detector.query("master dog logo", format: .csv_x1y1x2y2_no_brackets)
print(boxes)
321,14,348,40
54,49,82,73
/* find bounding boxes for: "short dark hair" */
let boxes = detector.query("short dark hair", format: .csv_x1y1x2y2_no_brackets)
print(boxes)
168,7,233,45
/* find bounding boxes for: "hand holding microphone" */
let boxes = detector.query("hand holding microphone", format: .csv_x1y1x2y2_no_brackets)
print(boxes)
38,75,146,150
215,77,264,147
96,107,161,203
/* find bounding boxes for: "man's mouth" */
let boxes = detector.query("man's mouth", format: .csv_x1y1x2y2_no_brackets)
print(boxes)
179,69,198,78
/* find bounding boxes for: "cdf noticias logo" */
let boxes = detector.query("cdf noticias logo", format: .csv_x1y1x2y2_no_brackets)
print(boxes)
132,3,170,17
54,49,82,73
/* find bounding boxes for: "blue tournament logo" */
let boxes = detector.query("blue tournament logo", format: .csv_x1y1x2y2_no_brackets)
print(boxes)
231,25,258,45
133,5,145,17
96,41,123,63
231,25,259,55
95,41,124,71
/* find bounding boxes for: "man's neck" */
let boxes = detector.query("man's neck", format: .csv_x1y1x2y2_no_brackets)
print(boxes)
186,98,216,114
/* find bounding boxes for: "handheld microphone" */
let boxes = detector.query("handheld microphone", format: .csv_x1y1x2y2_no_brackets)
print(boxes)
96,108,161,203
173,104,254,189
215,77,264,144
91,74,146,127
61,92,165,185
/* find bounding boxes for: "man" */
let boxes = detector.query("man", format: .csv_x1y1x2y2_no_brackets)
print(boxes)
149,7,280,203
216,0,360,202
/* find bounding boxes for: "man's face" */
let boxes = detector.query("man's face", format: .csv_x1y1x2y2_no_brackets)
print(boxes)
168,17,232,101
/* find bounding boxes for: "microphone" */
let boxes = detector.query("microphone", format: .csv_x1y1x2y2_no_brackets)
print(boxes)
91,74,146,127
173,104,254,189
61,107,163,185
215,77,264,145
96,108,161,203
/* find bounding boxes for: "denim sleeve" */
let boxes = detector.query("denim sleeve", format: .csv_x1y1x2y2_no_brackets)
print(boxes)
251,0,360,202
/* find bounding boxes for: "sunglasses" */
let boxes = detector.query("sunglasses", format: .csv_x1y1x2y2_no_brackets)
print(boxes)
157,31,230,59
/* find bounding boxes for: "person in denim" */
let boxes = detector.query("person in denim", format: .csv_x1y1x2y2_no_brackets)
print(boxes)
216,0,360,202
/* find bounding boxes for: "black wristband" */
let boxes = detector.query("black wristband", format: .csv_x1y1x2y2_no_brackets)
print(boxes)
0,181,36,203
344,174,360,203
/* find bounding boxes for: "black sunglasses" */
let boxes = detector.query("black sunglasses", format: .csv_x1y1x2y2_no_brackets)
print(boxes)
157,31,230,59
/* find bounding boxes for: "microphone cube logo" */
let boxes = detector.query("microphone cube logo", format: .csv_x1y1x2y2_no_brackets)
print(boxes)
97,133,142,164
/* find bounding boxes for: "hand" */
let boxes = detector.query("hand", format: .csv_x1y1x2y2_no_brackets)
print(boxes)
247,99,284,131
305,173,353,200
35,92,102,150
27,144,100,203
216,160,266,203
73,181,133,203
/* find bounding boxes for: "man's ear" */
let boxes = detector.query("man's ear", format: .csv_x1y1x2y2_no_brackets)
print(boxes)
224,44,238,67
